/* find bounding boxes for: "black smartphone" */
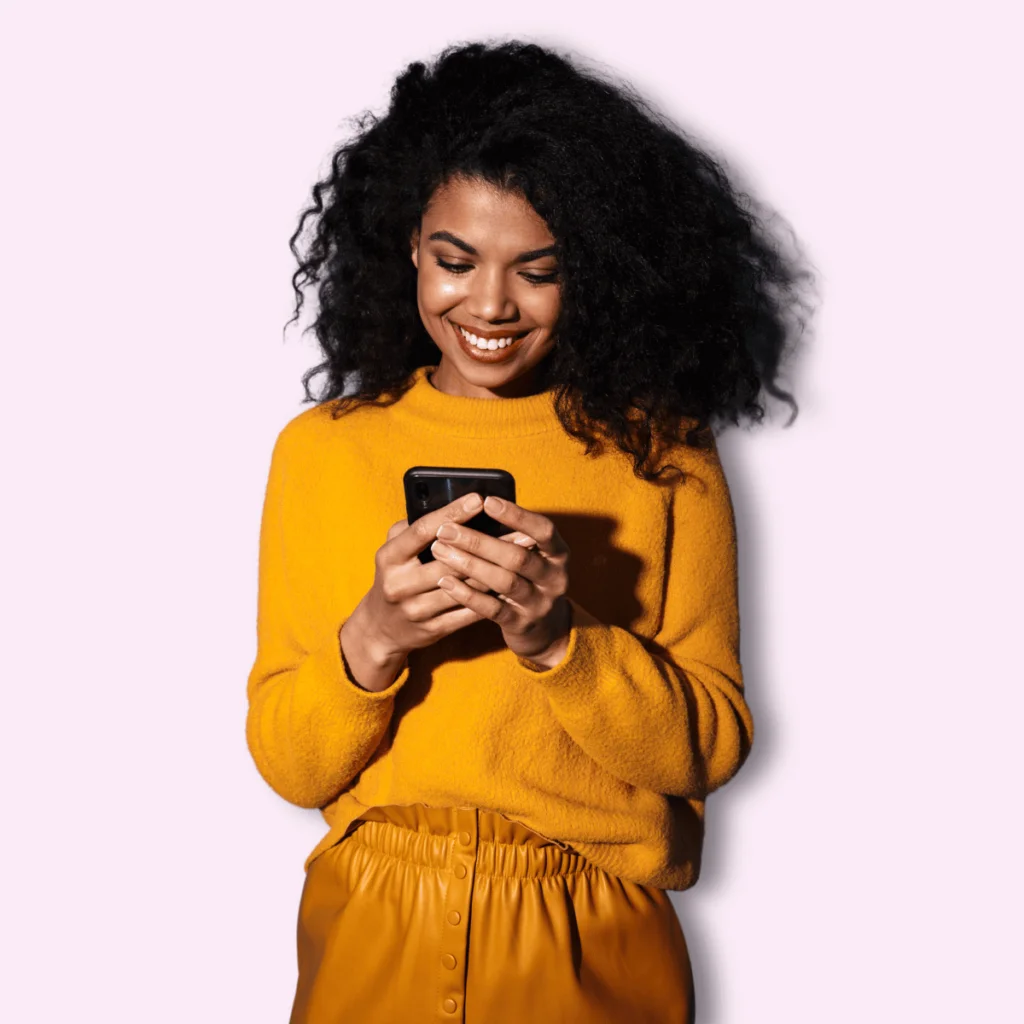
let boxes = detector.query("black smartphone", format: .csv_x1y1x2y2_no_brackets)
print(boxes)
403,466,517,564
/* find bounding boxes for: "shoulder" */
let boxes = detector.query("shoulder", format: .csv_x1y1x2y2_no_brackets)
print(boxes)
274,401,336,453
648,421,729,491
270,397,382,469
655,427,736,535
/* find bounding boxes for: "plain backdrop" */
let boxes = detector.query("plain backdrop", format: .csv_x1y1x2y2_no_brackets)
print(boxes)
1,2,1021,1021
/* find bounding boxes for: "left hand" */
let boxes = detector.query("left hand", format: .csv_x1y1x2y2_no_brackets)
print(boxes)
430,495,572,664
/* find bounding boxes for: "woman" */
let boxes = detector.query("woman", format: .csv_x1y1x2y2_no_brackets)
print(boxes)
246,40,808,1023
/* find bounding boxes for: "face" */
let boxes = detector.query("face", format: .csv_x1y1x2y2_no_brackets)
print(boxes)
411,175,561,398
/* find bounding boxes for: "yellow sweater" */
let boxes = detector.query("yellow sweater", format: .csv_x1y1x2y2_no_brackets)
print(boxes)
246,365,753,889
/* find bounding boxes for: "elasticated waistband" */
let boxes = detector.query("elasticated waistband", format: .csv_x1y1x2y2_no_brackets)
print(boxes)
345,804,593,879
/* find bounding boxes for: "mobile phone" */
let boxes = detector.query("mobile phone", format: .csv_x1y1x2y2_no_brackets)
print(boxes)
403,466,517,564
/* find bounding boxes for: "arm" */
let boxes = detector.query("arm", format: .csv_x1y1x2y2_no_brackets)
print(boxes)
245,429,410,809
514,439,753,800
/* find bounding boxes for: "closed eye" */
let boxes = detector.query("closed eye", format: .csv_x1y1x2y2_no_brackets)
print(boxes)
435,257,558,286
435,256,472,274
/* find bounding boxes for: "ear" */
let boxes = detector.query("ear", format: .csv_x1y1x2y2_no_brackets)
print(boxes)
410,228,420,269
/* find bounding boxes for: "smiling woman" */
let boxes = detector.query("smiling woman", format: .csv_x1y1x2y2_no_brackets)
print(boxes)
412,178,561,393
247,38,812,1024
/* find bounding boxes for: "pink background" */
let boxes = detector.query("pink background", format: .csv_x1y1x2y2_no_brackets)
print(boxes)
2,1,1020,1020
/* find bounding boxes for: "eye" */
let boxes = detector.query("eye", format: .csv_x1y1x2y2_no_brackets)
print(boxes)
521,271,559,286
435,256,472,274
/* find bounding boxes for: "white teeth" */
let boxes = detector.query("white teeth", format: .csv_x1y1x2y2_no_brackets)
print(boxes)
456,324,519,350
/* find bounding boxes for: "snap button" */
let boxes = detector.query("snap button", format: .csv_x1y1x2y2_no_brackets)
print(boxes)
447,910,461,925
454,864,467,879
443,997,458,1013
441,953,457,970
458,831,471,846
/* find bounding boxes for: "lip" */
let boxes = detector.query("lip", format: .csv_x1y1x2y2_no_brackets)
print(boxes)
448,319,534,363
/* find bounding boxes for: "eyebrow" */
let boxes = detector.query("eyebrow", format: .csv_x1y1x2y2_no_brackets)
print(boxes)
428,231,557,263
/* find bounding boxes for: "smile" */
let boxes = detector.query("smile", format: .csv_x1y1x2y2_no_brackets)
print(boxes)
452,322,530,351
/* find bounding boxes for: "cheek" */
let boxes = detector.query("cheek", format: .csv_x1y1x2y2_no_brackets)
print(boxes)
418,268,462,313
527,288,561,330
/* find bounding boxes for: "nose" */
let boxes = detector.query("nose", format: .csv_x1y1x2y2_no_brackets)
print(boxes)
465,265,517,322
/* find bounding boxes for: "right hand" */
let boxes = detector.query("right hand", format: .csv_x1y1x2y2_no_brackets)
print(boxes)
341,493,530,691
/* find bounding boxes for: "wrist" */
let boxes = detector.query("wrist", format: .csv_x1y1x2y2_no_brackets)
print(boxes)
340,609,407,692
518,637,569,671
515,599,573,671
351,602,407,663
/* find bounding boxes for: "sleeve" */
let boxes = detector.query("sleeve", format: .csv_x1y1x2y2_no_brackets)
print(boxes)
513,437,753,801
244,427,411,809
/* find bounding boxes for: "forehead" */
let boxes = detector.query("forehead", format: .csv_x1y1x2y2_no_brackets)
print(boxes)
422,176,554,251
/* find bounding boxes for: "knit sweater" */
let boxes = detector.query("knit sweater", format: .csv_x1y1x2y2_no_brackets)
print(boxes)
245,365,753,889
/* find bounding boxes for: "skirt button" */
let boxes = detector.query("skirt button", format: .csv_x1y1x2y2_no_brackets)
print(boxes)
441,953,457,970
458,831,471,845
454,864,468,879
447,910,461,925
443,997,458,1013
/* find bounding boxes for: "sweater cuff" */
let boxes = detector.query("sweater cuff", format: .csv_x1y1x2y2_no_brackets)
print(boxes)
307,622,412,712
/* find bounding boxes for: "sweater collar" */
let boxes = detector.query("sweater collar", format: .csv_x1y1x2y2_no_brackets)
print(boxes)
396,365,564,439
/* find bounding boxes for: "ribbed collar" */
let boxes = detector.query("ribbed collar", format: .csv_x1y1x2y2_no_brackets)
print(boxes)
395,365,564,438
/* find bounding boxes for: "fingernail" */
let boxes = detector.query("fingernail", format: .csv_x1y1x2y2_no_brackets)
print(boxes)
484,496,505,513
431,540,451,557
437,576,455,590
464,493,482,512
436,523,458,540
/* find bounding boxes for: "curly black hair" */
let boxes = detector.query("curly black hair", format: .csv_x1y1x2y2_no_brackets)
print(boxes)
287,39,814,481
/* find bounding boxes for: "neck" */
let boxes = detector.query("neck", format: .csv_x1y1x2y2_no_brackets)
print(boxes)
429,357,549,399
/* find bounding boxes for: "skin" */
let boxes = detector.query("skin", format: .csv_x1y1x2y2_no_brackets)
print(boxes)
410,174,561,398
341,176,601,692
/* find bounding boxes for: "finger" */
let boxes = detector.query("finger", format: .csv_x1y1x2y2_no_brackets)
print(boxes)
432,539,535,603
499,531,538,549
424,604,487,635
480,497,565,556
435,574,511,623
432,567,494,593
403,585,485,621
384,494,486,565
431,523,549,585
382,560,491,604
432,567,500,594
386,518,409,541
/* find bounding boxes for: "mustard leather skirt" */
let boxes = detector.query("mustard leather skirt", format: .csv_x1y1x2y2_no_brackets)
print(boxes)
289,804,694,1023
